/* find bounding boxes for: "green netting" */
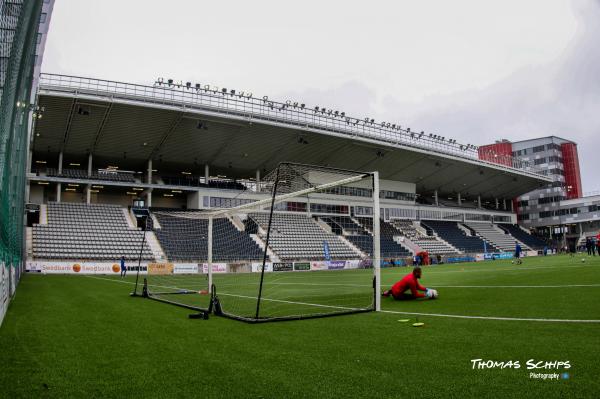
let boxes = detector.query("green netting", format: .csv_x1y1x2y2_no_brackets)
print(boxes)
0,0,43,273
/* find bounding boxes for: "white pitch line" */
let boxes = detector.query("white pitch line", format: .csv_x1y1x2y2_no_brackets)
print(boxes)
87,275,600,323
429,284,600,288
379,309,600,323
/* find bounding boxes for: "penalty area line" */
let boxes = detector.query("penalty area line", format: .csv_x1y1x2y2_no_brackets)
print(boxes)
379,309,600,323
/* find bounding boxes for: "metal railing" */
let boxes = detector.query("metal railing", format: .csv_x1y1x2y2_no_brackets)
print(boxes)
38,73,546,178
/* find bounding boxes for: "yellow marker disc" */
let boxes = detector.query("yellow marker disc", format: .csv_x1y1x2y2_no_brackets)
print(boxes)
398,319,410,322
412,322,425,327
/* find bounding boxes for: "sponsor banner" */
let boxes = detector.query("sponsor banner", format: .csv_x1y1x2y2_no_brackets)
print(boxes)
26,261,137,274
293,262,311,271
345,260,361,270
323,241,331,261
446,256,476,264
148,263,174,275
201,263,227,274
273,262,293,272
483,252,513,261
327,260,346,270
173,263,199,274
251,262,273,273
310,261,327,271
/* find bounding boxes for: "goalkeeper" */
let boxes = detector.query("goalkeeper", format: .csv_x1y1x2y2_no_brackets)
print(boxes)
382,267,436,300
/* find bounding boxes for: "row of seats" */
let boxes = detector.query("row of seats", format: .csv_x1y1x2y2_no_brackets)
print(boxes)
32,202,154,261
421,220,496,254
45,168,135,182
161,176,246,190
499,224,547,250
464,223,529,252
390,220,458,255
354,217,411,258
153,212,263,262
249,213,358,261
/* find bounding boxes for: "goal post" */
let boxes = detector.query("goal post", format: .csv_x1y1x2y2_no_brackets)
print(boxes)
134,162,382,322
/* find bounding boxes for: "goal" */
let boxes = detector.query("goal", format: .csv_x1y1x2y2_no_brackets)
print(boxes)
132,163,381,322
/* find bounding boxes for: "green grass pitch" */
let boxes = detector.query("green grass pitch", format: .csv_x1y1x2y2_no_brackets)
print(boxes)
1,254,599,398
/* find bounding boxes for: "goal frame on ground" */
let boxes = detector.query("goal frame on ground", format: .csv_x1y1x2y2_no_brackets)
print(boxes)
132,162,382,322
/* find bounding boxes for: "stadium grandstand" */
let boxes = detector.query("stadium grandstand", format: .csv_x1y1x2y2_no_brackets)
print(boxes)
19,73,554,275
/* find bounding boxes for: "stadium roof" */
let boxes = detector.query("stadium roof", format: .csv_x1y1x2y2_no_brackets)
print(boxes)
32,74,551,200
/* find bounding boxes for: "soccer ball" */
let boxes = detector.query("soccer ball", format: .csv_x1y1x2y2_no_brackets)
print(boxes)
427,289,438,299
582,258,586,263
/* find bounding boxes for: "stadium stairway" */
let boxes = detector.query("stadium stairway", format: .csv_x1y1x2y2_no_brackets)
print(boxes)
390,219,459,255
464,222,530,252
353,217,412,258
498,224,547,250
421,220,498,254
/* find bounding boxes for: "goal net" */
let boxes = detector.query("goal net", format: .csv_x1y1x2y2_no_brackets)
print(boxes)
133,163,381,322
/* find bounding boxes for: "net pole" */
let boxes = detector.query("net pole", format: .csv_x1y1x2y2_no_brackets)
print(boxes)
255,166,280,320
207,216,213,293
372,171,381,311
133,216,148,295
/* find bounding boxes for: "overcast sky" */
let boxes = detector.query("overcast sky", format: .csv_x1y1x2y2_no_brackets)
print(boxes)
42,0,600,192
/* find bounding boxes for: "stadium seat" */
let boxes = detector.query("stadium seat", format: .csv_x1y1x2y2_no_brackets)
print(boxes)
32,202,154,260
421,220,498,253
390,219,458,255
249,213,359,261
153,211,262,262
498,224,547,250
464,222,530,252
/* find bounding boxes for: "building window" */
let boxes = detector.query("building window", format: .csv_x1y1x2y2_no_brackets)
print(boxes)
353,206,373,216
310,203,349,214
40,13,47,23
273,202,307,212
532,145,545,153
210,197,254,208
380,190,415,202
534,158,547,165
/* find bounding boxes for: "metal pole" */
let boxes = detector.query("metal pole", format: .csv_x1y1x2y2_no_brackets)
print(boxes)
255,166,280,320
133,216,149,296
372,171,381,312
207,216,213,293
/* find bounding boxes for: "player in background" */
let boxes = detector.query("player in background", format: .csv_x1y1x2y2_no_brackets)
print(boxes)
120,255,127,278
382,267,436,300
514,242,523,265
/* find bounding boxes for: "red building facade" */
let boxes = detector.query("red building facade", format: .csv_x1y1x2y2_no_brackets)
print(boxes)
560,142,583,199
477,141,513,167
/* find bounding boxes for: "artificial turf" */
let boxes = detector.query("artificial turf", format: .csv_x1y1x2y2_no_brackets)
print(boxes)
1,254,599,398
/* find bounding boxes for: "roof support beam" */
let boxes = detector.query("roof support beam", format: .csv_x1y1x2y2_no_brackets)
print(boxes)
90,102,113,153
59,99,77,152
150,112,185,159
